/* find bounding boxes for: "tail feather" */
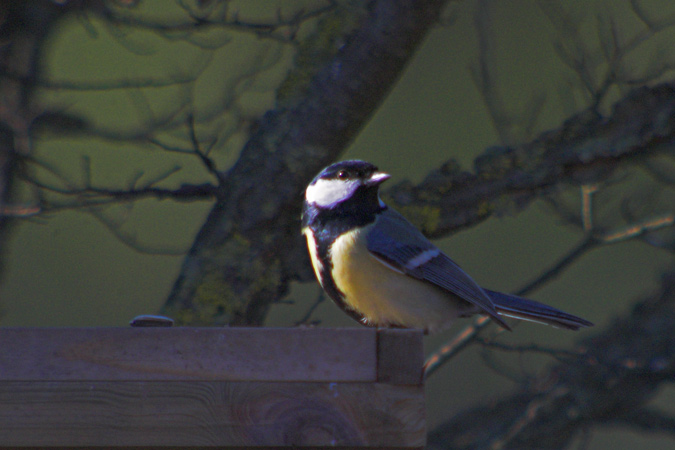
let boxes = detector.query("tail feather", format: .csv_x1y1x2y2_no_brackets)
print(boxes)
485,290,593,331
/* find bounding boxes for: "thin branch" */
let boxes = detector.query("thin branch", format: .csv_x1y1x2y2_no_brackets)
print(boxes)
37,182,217,205
542,0,675,112
598,213,675,243
0,204,41,218
474,336,589,361
424,316,492,378
294,289,326,327
88,207,188,255
424,236,595,379
428,269,675,449
424,190,675,379
516,236,598,297
581,184,599,231
384,84,675,239
23,155,217,211
186,113,227,185
471,0,546,144
99,1,338,44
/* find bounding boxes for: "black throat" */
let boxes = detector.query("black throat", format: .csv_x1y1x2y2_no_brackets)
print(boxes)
302,185,385,322
303,184,383,233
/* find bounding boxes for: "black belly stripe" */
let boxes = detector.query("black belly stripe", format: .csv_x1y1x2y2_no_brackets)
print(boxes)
302,194,386,325
313,228,371,324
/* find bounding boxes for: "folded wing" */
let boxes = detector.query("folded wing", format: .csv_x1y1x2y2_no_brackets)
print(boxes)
366,209,510,330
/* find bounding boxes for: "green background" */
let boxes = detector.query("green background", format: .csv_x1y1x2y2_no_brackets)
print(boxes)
2,1,674,447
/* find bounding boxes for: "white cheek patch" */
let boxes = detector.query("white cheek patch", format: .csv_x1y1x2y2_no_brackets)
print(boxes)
305,178,359,207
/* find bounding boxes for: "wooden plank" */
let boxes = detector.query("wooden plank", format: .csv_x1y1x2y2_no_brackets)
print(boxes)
377,329,424,385
0,327,379,382
0,380,425,448
0,327,426,448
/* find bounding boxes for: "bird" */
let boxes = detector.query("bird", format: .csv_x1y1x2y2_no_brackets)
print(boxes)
301,160,593,334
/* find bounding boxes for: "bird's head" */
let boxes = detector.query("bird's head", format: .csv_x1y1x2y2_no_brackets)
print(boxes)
304,160,390,211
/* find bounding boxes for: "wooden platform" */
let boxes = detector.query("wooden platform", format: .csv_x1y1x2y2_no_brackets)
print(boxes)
0,327,425,448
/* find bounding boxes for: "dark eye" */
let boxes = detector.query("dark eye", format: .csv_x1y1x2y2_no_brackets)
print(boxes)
337,170,349,179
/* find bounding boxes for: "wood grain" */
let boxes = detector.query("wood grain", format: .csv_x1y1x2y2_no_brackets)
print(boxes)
0,327,381,382
0,381,425,447
0,327,425,448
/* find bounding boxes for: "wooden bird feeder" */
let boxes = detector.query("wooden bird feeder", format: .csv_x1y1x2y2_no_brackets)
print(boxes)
0,327,425,448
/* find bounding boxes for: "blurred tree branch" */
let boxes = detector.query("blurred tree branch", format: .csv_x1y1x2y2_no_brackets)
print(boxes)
428,270,675,450
1,1,675,448
15,0,669,329
3,2,674,327
385,83,675,238
160,0,450,324
0,1,82,268
175,77,675,326
161,0,675,325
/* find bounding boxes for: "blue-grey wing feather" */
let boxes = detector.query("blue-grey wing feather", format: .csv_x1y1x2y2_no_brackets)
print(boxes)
366,209,508,328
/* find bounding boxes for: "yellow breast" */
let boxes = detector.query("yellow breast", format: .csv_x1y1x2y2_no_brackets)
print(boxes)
329,226,462,333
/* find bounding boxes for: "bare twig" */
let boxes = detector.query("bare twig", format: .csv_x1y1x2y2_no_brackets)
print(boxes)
186,113,226,185
294,289,326,326
428,270,675,449
474,336,589,360
98,1,338,44
541,0,675,111
471,0,547,145
424,189,675,379
424,316,492,378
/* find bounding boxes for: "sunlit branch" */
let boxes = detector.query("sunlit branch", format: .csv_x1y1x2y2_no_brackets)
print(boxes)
0,204,41,218
424,186,675,379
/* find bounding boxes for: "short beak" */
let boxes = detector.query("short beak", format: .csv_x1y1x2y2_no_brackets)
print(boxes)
367,171,391,186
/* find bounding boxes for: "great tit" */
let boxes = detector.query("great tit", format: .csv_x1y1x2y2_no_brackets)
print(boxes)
301,160,593,334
